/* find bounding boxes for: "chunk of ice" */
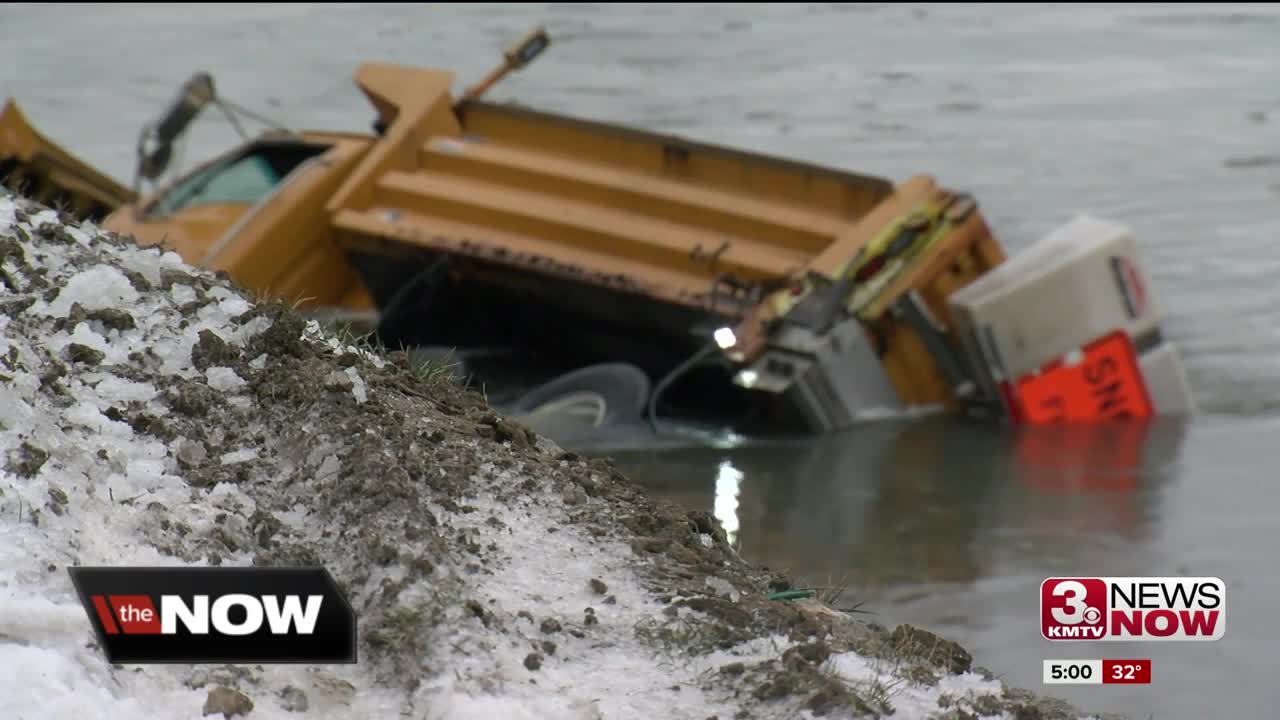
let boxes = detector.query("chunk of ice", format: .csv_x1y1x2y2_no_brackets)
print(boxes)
212,289,251,318
94,376,158,403
45,266,139,316
170,284,197,305
220,448,259,465
205,367,246,392
316,454,341,481
64,402,133,437
345,367,367,404
66,323,109,353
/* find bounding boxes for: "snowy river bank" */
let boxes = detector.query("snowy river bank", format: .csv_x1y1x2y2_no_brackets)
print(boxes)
0,191,1096,719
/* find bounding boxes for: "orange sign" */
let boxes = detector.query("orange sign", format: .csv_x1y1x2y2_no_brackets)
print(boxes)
1011,331,1154,424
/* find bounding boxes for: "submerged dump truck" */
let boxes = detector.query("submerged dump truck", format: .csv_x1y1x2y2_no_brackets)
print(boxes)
0,27,1195,441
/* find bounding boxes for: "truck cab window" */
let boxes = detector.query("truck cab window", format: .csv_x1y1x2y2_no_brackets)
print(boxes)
148,141,329,216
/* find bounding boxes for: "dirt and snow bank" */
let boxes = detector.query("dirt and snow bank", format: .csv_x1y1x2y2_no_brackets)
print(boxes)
0,192,1096,720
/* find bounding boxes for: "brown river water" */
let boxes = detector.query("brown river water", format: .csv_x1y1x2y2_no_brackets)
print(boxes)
4,3,1279,717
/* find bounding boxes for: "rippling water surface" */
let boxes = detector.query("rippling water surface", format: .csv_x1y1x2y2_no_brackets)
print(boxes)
4,4,1278,718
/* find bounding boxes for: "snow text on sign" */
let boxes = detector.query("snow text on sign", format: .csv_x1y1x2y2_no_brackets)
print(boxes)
1012,330,1154,423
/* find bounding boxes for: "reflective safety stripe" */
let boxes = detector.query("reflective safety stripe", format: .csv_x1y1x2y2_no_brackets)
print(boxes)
843,193,972,320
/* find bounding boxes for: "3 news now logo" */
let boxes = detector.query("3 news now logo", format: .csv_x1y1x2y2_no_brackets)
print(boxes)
1041,577,1225,641
68,567,357,663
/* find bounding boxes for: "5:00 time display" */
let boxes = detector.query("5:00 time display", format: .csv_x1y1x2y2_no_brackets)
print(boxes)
1043,659,1151,685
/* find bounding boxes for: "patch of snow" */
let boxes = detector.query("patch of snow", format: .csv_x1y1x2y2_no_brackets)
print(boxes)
416,478,788,719
42,265,140,317
93,376,159,404
316,454,341,481
211,287,252,318
65,322,110,354
0,387,37,429
169,283,197,305
345,367,367,404
117,246,175,287
29,208,59,226
231,316,272,345
65,401,134,438
0,642,204,720
823,652,1007,718
205,366,246,391
220,448,260,465
207,483,253,512
3,371,40,400
64,225,92,246
175,440,208,468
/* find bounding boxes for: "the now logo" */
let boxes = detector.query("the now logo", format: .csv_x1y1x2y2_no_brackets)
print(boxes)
91,593,324,636
69,567,356,663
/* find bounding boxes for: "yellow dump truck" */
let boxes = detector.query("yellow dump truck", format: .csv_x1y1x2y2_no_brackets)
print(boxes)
0,28,1194,441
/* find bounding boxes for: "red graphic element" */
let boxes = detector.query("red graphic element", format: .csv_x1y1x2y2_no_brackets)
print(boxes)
1015,421,1148,494
90,595,120,635
1012,331,1153,424
1102,659,1152,684
1041,578,1109,641
108,595,161,634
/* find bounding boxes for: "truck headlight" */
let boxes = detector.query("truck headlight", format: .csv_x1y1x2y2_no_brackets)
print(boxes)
714,327,737,350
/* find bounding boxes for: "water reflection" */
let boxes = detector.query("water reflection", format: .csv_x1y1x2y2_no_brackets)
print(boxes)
612,417,1280,720
713,459,743,546
612,417,1189,596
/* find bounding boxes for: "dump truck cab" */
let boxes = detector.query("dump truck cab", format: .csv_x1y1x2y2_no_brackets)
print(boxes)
114,137,330,257
102,130,379,313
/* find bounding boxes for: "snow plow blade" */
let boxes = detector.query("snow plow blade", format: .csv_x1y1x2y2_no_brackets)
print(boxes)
947,216,1196,423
